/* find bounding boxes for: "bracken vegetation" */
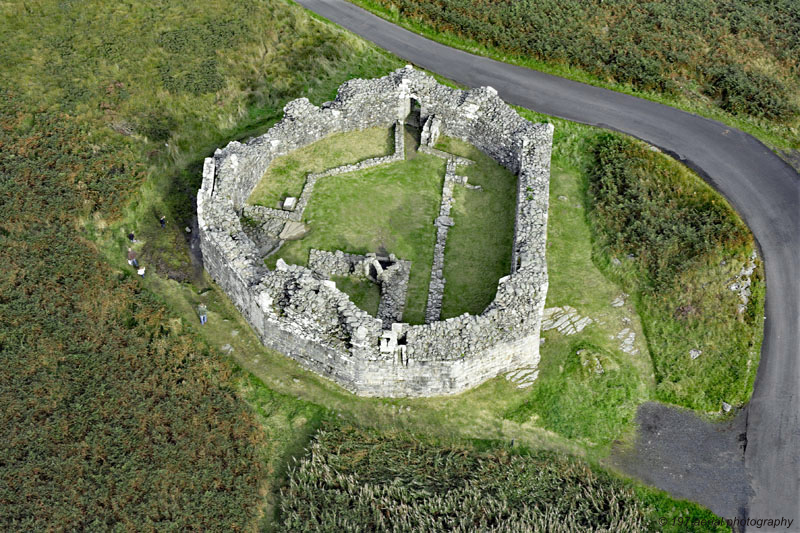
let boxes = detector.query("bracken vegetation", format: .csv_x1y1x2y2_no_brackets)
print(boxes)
0,0,400,529
353,0,800,146
587,134,764,411
0,95,269,531
280,425,727,532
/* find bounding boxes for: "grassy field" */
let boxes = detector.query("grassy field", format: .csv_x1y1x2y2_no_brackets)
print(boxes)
248,127,394,207
349,0,800,152
503,113,654,448
436,137,517,318
1,0,757,527
586,134,764,412
0,94,271,531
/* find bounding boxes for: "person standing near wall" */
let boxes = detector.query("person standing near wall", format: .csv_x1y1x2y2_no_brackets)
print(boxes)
197,303,208,325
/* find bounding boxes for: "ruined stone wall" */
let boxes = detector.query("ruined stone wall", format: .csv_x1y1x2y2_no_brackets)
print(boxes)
198,67,552,397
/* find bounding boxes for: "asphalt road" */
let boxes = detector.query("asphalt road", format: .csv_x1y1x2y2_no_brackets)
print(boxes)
297,0,800,527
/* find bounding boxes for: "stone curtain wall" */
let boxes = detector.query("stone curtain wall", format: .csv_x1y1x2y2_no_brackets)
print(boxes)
198,67,553,397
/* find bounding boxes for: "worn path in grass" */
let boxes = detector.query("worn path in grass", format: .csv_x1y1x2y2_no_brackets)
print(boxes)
297,0,800,525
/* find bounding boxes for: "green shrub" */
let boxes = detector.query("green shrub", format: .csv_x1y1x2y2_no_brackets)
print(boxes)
705,63,799,121
137,111,177,141
588,133,747,290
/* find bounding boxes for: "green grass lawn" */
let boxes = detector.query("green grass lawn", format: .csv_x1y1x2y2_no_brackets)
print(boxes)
330,275,381,316
435,137,517,318
261,129,523,323
270,151,445,325
248,127,394,207
500,114,654,448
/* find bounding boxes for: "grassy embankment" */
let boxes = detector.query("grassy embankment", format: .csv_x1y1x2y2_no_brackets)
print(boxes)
348,0,800,154
248,127,394,207
586,133,764,412
504,108,763,428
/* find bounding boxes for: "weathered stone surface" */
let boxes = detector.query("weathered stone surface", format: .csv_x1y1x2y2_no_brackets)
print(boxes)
197,67,553,397
614,327,639,355
278,221,307,240
730,250,757,314
541,306,593,335
282,196,297,210
505,366,539,389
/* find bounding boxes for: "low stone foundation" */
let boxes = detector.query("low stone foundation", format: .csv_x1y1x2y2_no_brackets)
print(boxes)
197,67,553,397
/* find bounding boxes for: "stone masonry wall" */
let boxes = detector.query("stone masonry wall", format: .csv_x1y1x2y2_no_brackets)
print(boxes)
197,67,553,397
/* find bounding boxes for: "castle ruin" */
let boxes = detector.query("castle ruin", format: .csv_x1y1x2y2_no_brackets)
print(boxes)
197,67,553,397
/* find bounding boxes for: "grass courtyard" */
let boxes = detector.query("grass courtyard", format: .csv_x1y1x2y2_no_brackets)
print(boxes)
269,141,445,324
261,125,520,324
330,275,381,316
248,127,394,207
435,137,517,318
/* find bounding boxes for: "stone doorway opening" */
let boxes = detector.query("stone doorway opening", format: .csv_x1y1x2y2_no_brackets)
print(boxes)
406,97,422,127
405,97,423,155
